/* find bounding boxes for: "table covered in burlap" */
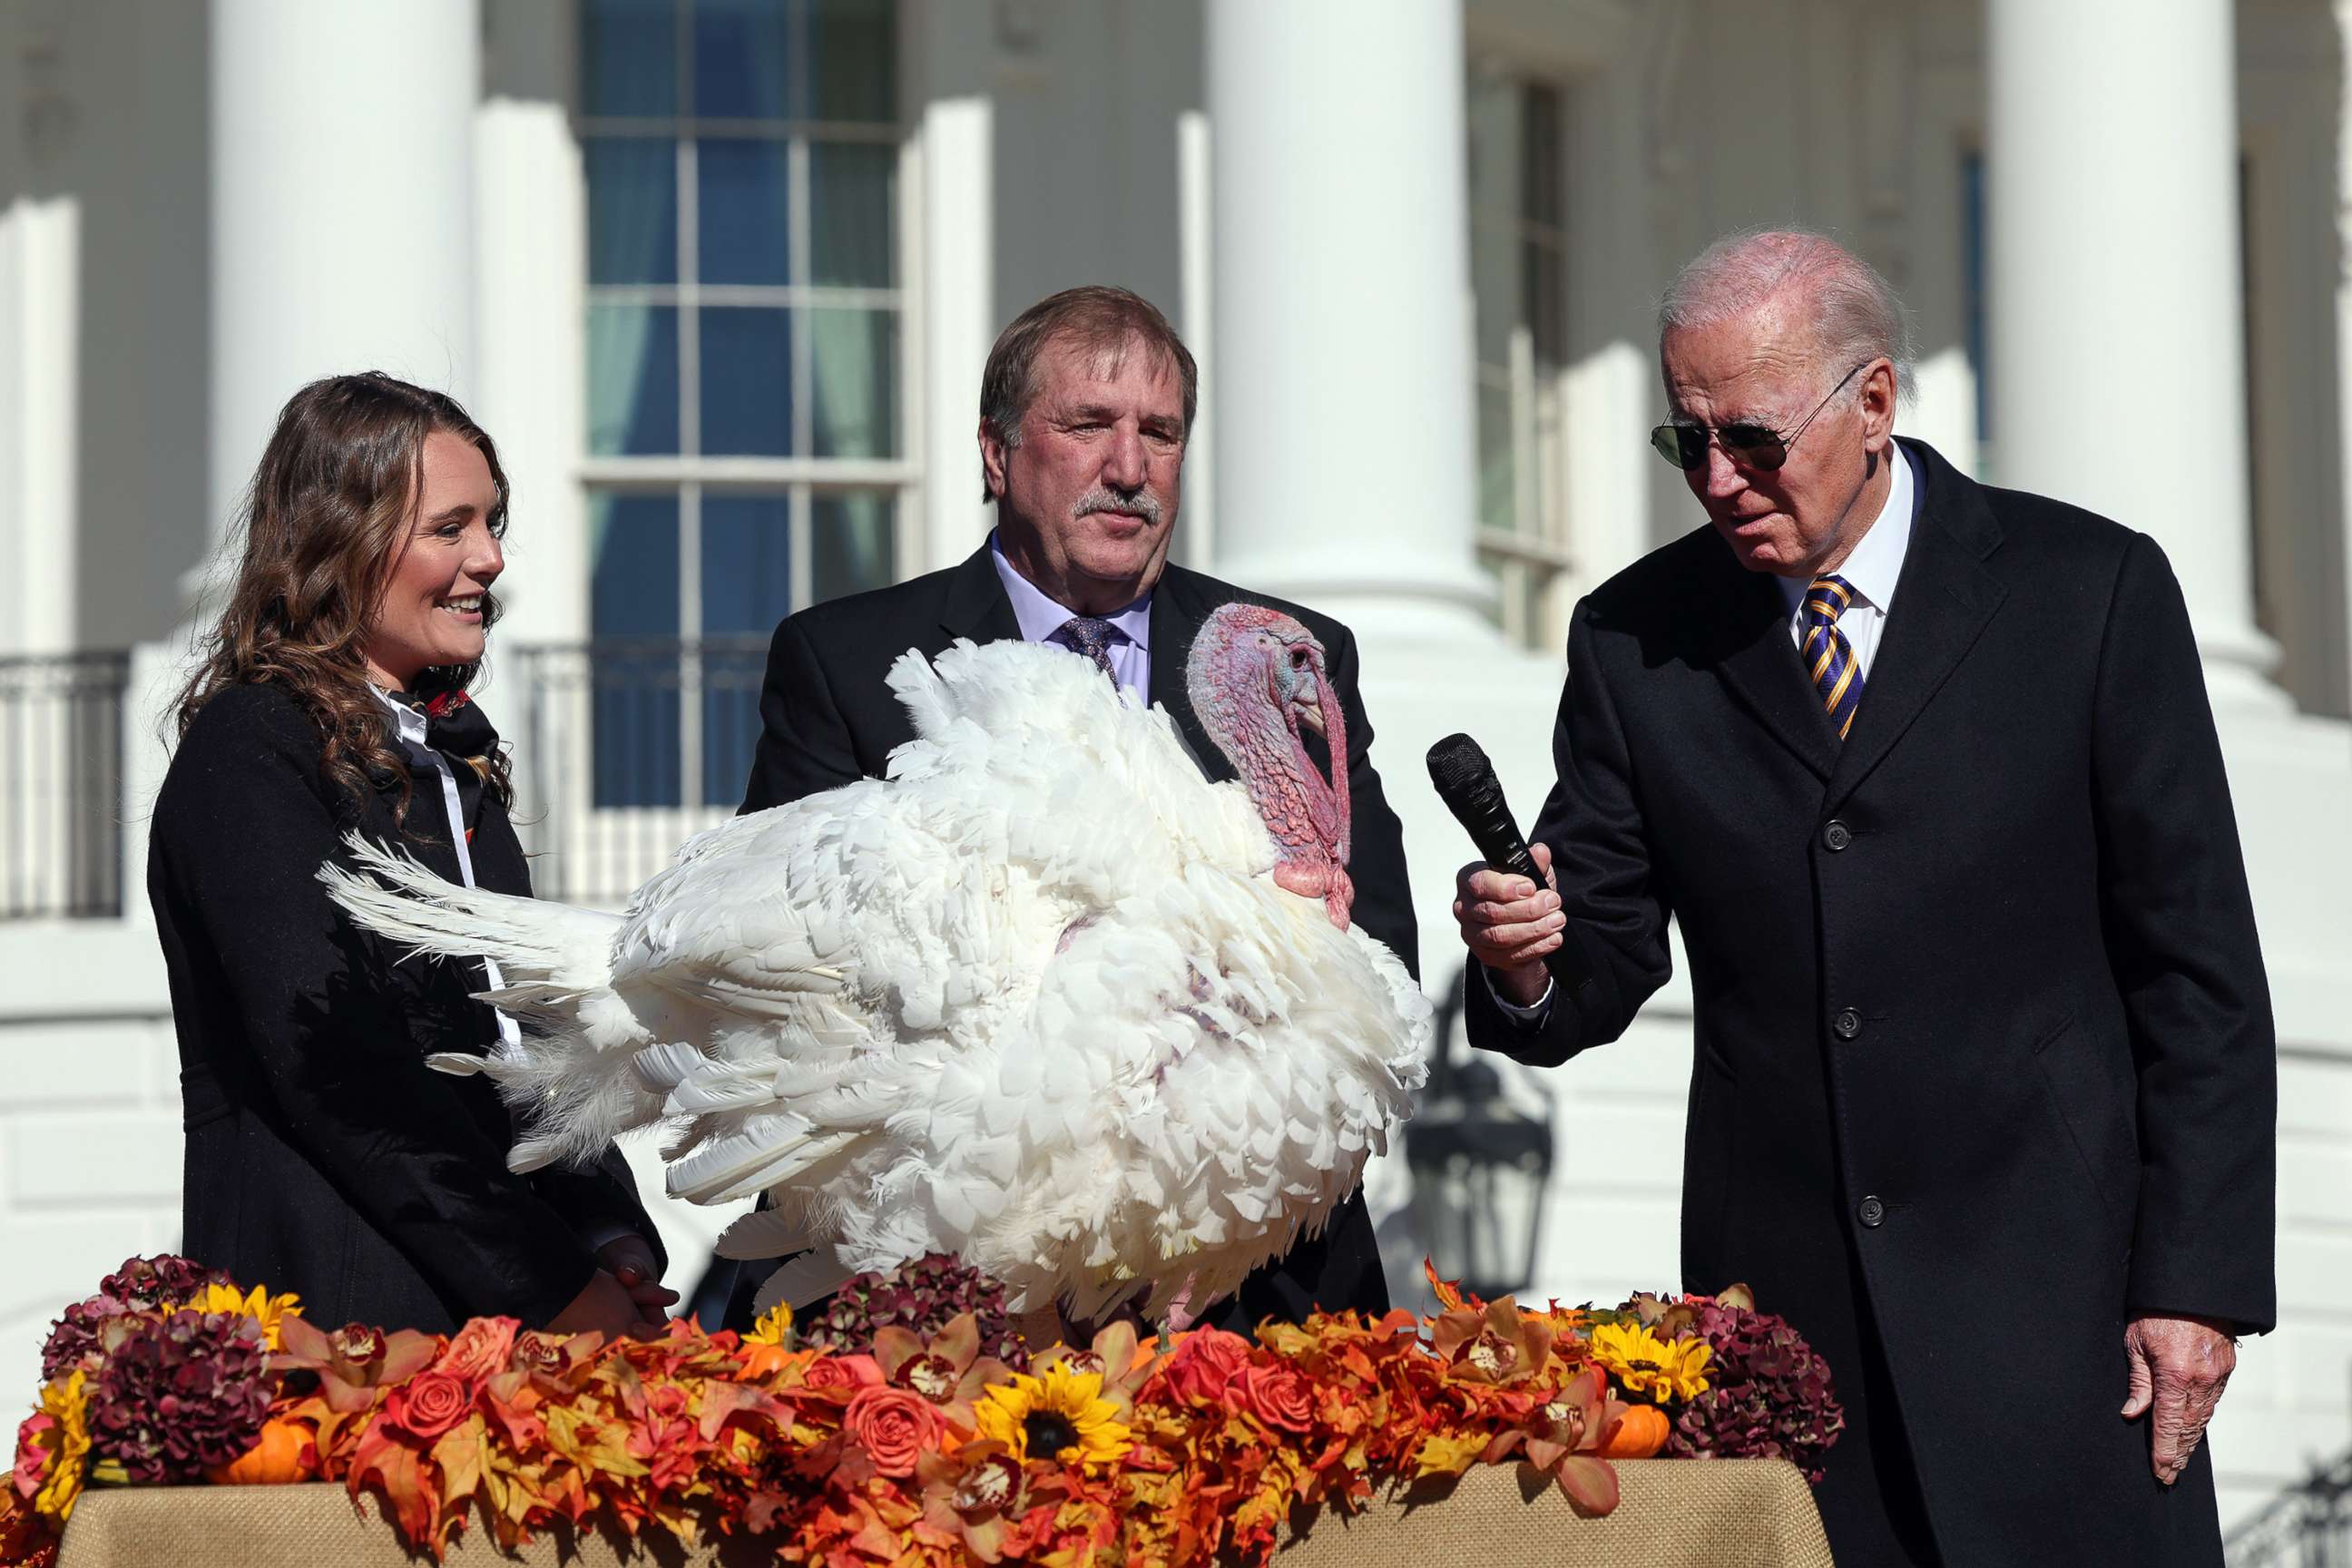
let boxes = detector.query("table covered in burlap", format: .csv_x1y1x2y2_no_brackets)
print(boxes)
55,1459,1832,1566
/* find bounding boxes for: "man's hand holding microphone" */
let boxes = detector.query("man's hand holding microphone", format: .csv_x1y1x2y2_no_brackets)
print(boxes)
1427,733,1576,1012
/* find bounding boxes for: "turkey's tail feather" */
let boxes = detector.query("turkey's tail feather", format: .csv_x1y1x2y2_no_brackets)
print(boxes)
318,831,660,1173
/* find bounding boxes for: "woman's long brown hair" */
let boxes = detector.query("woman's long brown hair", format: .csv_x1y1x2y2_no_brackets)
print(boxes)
176,372,515,825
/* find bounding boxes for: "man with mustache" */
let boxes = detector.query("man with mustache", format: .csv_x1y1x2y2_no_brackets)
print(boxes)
720,285,1419,1334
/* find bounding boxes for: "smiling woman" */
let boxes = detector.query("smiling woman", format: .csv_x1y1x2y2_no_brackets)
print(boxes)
150,373,673,1342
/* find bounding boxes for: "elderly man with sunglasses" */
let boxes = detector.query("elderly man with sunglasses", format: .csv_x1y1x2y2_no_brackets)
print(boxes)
1454,229,2272,1568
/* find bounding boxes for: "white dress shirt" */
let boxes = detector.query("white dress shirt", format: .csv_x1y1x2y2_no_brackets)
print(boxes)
372,688,521,1054
988,531,1152,702
1772,440,1915,679
1491,442,1920,1023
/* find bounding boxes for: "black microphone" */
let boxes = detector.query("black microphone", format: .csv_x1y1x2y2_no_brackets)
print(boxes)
1426,732,1592,999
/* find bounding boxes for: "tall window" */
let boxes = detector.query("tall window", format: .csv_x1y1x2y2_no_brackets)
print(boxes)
1466,68,1570,652
579,0,905,807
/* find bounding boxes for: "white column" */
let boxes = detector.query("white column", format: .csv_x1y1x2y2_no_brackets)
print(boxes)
915,96,995,577
0,197,79,655
1206,0,1494,641
206,0,481,567
1987,0,2278,705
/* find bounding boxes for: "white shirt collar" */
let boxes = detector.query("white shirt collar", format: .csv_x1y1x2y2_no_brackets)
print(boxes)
1778,441,1915,612
369,684,430,746
988,532,1153,651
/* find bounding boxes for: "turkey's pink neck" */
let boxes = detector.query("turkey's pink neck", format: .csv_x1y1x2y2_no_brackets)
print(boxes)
1200,667,1354,929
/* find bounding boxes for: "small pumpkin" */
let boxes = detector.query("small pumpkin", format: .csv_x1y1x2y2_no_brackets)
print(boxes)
207,1416,315,1485
1598,1401,1671,1459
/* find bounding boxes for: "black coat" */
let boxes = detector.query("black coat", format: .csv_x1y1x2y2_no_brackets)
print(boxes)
1466,440,2275,1567
733,545,1420,1334
152,681,662,1333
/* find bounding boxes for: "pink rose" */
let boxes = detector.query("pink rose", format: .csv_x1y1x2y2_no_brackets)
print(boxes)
844,1387,943,1478
1153,1329,1250,1407
12,1412,56,1498
383,1372,473,1439
429,1318,517,1389
1235,1361,1315,1434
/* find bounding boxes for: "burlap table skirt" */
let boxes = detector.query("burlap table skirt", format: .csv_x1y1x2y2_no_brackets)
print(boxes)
56,1459,1832,1566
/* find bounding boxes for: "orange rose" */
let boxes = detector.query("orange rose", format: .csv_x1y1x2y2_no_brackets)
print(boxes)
844,1386,943,1478
1234,1361,1314,1434
429,1318,517,1390
383,1372,473,1439
1152,1329,1250,1407
800,1353,884,1393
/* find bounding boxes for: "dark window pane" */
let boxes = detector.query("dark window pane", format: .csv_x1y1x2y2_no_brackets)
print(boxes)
811,491,895,603
1523,240,1563,368
692,0,795,119
700,494,790,804
701,307,794,455
697,139,791,286
586,138,679,284
809,142,896,287
588,304,681,455
583,0,677,117
809,307,897,457
701,494,793,632
808,0,896,122
589,492,682,807
1520,83,1562,229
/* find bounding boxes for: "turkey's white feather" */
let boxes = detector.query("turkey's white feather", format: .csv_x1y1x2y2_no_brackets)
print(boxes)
323,637,1431,1319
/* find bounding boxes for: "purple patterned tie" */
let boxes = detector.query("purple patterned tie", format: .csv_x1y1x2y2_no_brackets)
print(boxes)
1054,615,1119,681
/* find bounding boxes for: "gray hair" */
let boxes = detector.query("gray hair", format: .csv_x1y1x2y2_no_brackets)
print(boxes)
1658,227,1916,406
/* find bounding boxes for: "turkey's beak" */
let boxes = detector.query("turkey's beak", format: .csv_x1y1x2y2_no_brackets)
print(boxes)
1294,691,1326,740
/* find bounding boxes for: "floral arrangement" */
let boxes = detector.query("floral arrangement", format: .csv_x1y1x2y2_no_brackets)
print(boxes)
4,1256,1841,1567
799,1253,1030,1369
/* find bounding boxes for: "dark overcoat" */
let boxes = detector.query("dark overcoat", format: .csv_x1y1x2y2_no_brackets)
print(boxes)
152,681,662,1333
730,545,1420,1334
1465,439,2275,1566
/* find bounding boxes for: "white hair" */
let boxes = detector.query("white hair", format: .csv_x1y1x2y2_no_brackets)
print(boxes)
1659,227,1917,406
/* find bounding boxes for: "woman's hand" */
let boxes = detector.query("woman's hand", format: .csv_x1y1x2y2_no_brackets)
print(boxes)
549,1268,661,1339
596,1235,681,1328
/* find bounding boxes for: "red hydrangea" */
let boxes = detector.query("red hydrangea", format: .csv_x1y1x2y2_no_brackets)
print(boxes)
86,1309,271,1484
1667,1300,1846,1483
40,1255,232,1379
799,1255,1028,1368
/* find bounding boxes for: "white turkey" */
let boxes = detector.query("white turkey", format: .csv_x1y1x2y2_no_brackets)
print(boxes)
320,602,1431,1326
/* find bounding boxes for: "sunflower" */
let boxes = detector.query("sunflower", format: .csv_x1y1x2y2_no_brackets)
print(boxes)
1588,1320,1713,1402
970,1362,1132,1469
181,1281,304,1350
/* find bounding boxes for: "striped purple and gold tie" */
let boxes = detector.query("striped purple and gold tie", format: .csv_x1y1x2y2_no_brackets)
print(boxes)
1801,573,1865,740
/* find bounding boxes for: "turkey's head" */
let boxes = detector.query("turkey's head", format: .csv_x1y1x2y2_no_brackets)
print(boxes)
1186,602,1354,928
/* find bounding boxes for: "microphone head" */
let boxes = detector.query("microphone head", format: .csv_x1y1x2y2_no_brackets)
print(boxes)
1426,731,1494,798
1426,732,1507,824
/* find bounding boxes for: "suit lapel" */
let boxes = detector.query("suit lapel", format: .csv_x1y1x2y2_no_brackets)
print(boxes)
938,545,1024,645
1148,567,1236,786
1710,554,1844,783
1824,442,2007,809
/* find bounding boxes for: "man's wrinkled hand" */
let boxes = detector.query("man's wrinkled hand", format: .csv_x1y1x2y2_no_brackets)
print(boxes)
1452,841,1562,1006
2121,1313,2236,1485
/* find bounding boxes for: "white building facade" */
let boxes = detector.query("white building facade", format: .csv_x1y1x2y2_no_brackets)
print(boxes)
1,0,2347,1544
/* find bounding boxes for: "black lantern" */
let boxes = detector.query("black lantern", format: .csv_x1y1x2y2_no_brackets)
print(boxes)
1403,967,1556,1302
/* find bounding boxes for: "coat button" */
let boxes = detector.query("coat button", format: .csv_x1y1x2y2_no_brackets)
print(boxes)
1833,1007,1863,1039
1857,1195,1886,1228
1823,819,1853,851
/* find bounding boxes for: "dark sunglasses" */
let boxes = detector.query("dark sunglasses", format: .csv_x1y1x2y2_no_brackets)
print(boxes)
1649,360,1869,472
